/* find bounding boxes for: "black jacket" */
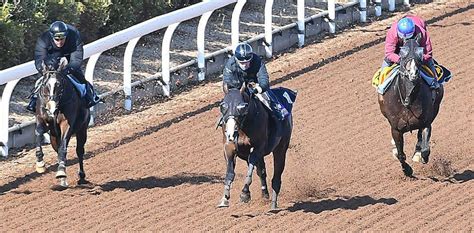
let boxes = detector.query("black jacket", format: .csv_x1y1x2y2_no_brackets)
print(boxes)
223,53,269,92
34,24,84,75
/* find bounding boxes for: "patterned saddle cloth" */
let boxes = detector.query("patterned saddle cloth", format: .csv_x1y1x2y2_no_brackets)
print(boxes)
372,63,452,94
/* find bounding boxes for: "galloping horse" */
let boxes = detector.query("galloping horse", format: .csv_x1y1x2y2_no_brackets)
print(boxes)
34,58,91,187
218,83,295,209
378,35,444,177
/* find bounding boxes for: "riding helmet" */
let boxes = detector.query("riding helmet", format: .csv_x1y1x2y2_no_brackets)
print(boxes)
397,18,415,40
234,43,253,62
49,21,69,39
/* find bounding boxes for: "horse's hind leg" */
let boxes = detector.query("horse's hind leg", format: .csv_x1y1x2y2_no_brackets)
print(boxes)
419,126,432,164
270,142,288,210
240,150,259,203
391,128,413,177
76,127,88,184
256,157,270,199
413,129,423,162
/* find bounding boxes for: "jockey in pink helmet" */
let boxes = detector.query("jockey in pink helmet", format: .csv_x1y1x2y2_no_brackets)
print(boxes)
382,15,438,85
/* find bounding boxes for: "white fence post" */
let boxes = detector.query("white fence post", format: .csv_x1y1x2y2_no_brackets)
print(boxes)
197,11,214,81
297,0,305,47
85,53,102,126
162,23,180,97
375,0,382,16
0,80,20,157
124,37,140,110
328,0,336,34
264,0,274,58
360,0,367,23
389,0,395,11
232,0,247,52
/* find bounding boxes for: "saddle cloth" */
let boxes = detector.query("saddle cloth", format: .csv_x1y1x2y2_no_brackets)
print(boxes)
372,63,452,95
66,74,87,98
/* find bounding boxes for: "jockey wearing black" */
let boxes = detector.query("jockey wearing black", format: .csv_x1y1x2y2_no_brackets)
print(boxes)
27,21,101,112
223,43,288,120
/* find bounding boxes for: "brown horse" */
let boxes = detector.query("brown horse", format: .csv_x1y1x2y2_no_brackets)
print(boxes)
378,35,444,177
34,58,91,187
217,83,295,209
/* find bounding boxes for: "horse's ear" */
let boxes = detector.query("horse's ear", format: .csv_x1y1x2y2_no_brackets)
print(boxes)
41,60,48,74
223,84,229,94
58,57,68,71
240,82,246,94
415,33,422,45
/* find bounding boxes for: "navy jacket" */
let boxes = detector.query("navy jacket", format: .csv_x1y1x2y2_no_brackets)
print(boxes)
34,24,84,74
223,53,269,92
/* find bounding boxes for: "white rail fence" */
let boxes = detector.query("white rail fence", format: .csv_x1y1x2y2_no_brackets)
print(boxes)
0,0,409,157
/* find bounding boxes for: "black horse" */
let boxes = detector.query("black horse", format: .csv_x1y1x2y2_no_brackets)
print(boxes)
378,35,444,177
218,83,295,209
34,58,91,187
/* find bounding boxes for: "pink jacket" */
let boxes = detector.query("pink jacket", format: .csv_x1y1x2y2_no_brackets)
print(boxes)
384,15,433,63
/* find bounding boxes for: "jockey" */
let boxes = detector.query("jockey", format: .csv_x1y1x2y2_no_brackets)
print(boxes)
27,21,101,112
382,15,438,87
222,42,288,120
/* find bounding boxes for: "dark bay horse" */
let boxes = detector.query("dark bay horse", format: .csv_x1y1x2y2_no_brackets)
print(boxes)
34,58,91,187
218,83,295,209
378,35,444,177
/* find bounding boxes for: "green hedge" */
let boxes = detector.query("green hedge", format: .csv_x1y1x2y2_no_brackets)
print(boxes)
0,0,199,70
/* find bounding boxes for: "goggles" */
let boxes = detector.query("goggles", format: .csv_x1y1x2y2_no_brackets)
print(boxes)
53,32,67,40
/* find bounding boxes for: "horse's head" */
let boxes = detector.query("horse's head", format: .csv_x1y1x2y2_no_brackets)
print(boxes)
399,34,424,82
38,57,68,117
220,84,249,143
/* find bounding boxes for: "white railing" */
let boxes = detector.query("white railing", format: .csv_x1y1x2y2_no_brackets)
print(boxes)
0,0,402,157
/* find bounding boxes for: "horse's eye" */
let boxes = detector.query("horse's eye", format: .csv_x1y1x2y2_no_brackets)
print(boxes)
220,102,228,114
237,103,248,115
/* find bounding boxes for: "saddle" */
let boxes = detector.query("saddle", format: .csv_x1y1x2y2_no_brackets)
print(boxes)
372,63,452,95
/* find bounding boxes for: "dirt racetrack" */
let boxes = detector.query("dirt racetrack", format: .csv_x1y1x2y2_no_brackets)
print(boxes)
1,1,473,231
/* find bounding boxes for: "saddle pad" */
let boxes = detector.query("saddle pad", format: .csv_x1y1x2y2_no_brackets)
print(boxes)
372,64,397,88
271,87,297,114
420,64,452,84
66,74,87,98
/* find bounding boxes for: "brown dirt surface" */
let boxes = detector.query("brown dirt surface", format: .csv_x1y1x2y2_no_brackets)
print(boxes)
1,1,473,231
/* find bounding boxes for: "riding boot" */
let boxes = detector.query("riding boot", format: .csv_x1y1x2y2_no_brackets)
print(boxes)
26,95,38,113
85,83,102,108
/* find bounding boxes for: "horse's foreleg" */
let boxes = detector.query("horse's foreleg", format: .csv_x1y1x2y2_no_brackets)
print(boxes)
56,122,71,187
256,157,269,199
34,122,47,174
240,149,258,203
391,128,413,177
76,128,88,184
420,126,432,164
218,143,236,208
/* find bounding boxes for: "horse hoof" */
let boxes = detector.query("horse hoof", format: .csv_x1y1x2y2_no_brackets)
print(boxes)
412,152,422,163
421,151,430,164
240,192,251,203
59,177,68,188
262,190,270,200
402,163,413,177
217,198,230,208
77,178,89,185
271,201,278,210
35,161,46,173
56,170,66,179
